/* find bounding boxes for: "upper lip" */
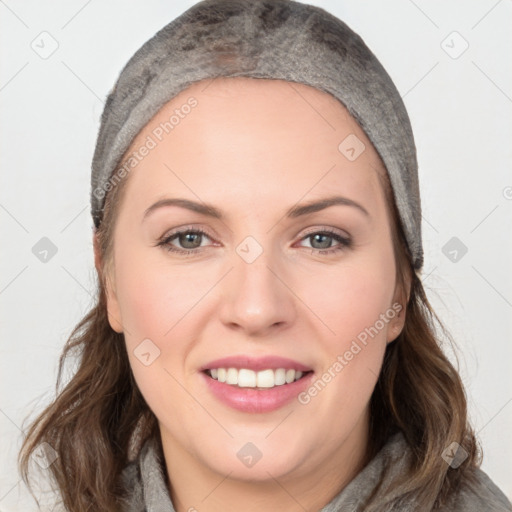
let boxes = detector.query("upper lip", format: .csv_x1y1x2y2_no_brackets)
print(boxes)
200,355,313,372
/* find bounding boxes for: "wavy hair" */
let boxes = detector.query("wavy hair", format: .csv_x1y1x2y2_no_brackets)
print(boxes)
19,139,480,511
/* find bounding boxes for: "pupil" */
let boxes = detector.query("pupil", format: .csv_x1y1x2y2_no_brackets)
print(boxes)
312,234,331,249
180,232,201,249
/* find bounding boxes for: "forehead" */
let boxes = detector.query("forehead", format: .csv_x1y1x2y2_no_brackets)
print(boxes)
118,77,386,217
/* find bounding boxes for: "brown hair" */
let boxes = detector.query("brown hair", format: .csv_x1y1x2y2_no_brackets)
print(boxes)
19,149,480,511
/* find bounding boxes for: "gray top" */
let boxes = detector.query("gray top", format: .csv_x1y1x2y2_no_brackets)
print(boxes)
90,0,424,270
119,432,512,511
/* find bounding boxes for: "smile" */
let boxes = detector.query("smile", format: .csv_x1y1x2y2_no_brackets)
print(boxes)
205,367,311,389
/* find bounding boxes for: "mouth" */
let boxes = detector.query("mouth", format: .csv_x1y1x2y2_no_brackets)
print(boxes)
203,367,314,389
200,354,315,412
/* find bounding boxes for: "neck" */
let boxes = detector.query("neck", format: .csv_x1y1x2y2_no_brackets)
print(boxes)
159,410,370,512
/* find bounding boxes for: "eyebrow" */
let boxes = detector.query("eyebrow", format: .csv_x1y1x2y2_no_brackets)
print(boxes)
142,195,370,222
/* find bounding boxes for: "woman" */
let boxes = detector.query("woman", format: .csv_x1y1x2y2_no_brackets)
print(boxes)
19,1,512,511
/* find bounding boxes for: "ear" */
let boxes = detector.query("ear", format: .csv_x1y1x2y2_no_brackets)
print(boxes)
93,231,123,333
386,272,412,344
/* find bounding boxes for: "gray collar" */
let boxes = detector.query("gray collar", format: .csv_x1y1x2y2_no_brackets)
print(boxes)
120,432,512,512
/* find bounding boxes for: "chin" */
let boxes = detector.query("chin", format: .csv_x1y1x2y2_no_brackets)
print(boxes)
197,434,310,482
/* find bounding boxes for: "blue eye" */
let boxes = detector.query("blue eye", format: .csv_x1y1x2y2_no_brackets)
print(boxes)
299,230,352,255
156,227,351,256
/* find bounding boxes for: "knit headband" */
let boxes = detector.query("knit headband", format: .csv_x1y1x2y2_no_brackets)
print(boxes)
90,0,423,270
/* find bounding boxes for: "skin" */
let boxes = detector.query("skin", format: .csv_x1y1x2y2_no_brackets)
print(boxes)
95,77,409,512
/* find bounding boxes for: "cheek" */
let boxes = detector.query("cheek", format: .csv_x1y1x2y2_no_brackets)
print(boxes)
113,249,203,422
114,243,207,340
299,256,395,415
112,244,218,399
305,257,395,346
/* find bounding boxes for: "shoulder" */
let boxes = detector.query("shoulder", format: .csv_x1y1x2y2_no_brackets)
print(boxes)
440,467,512,512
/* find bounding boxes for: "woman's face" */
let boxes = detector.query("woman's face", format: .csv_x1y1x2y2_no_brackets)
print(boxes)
102,77,406,485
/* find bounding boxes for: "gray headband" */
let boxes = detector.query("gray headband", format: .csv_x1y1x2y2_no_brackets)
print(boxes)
91,0,423,270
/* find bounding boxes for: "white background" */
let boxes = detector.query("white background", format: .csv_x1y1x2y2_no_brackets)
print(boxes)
1,0,511,510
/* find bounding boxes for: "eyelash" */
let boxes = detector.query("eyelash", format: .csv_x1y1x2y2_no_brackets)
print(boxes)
156,226,352,257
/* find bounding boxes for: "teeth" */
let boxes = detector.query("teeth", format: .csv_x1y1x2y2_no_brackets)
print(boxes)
238,368,257,387
207,367,307,388
226,368,238,385
274,368,286,385
256,369,274,388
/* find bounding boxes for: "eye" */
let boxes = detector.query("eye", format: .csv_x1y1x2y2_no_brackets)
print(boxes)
157,227,214,255
156,226,352,257
298,228,352,255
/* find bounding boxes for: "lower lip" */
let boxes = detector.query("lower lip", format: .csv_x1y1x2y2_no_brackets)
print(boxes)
201,371,314,413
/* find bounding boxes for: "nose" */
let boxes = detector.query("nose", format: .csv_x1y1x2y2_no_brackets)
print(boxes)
218,246,297,337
